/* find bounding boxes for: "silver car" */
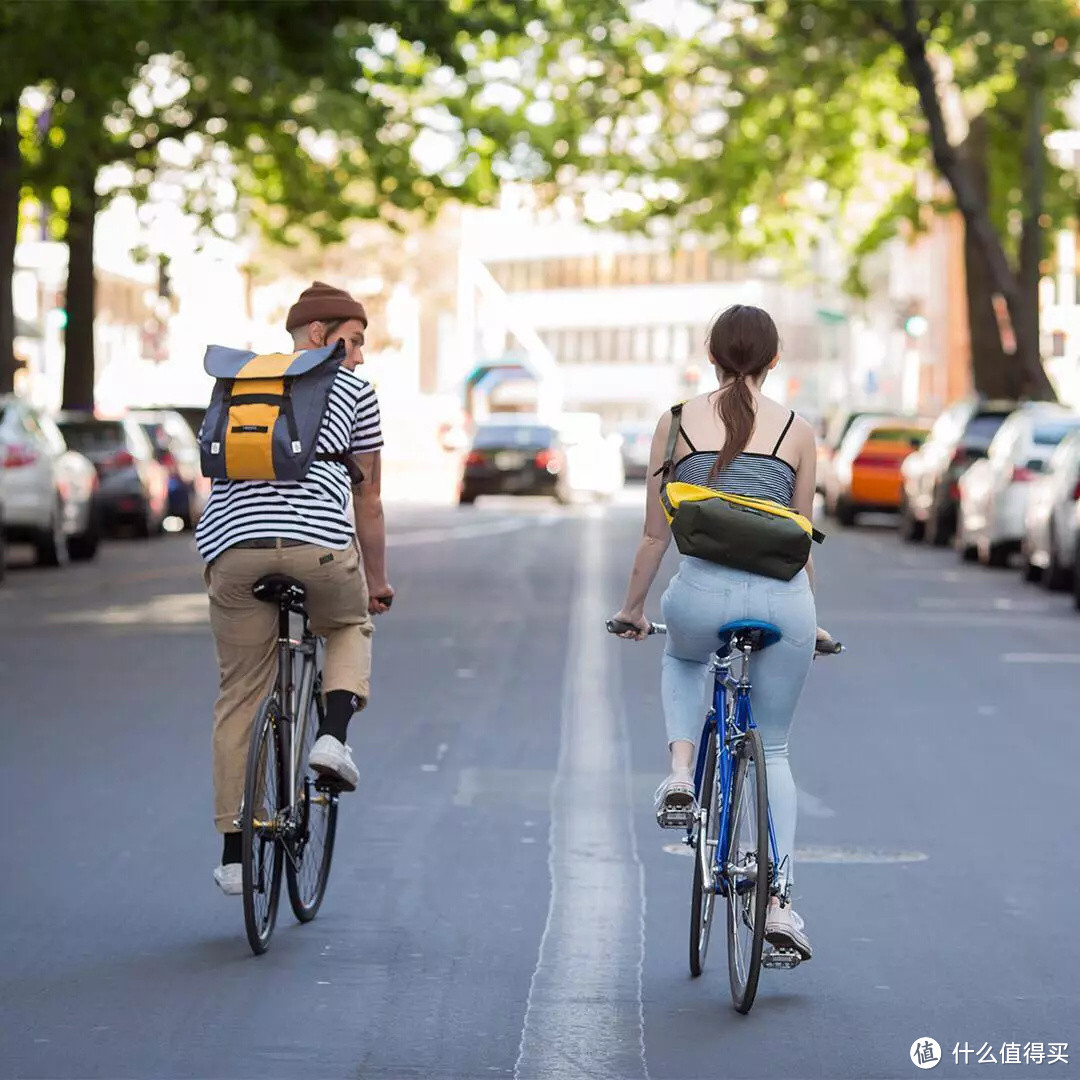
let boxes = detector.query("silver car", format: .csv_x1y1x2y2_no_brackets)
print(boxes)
0,394,100,566
1021,428,1080,591
957,404,1080,567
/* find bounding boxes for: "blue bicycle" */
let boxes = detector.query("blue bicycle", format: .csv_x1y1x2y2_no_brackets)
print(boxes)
608,616,842,1013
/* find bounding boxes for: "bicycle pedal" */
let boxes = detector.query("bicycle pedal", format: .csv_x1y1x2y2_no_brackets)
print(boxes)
656,807,695,829
762,947,802,970
313,776,346,795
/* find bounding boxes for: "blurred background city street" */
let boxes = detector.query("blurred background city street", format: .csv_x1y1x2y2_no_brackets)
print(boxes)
2,1,1080,1078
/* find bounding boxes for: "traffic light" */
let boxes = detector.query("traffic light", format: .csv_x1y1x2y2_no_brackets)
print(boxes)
903,313,928,338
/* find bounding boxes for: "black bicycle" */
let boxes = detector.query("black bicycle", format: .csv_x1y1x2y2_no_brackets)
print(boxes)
239,573,342,955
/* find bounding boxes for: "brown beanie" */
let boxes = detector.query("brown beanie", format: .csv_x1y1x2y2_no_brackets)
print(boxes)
285,281,368,332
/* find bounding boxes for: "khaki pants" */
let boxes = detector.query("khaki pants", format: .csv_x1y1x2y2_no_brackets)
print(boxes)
205,540,373,832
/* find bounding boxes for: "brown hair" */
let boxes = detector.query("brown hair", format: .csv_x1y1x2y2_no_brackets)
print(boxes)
705,304,780,481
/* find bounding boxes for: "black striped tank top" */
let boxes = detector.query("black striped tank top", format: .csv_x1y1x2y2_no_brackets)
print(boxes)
673,411,797,507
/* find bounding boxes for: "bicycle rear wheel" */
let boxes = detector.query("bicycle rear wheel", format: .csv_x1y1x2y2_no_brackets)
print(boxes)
725,727,770,1014
286,673,339,922
241,695,285,955
689,732,718,977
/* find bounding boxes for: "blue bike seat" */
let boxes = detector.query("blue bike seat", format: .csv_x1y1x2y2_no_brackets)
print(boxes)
717,619,783,651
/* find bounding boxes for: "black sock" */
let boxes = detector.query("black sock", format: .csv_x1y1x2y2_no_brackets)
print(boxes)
222,832,242,865
319,690,362,743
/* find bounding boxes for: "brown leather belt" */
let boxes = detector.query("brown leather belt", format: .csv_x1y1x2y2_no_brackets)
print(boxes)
231,537,308,550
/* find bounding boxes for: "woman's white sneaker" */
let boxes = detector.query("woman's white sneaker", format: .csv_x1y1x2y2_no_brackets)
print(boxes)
213,864,243,895
764,904,813,960
308,735,358,791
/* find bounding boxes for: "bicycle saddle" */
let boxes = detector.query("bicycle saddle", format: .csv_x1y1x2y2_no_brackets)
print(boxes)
717,620,783,651
252,574,307,606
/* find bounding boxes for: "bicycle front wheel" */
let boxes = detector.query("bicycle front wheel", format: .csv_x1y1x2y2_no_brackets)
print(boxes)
286,674,339,923
241,695,285,955
725,727,770,1014
689,732,718,977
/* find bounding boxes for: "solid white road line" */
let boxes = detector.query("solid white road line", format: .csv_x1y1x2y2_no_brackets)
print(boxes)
515,514,649,1080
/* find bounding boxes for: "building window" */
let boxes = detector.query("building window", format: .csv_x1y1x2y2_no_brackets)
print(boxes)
598,327,615,363
652,252,674,283
632,254,651,285
673,249,692,283
597,253,615,288
527,260,544,290
652,325,672,364
563,258,580,289
672,324,691,362
633,327,650,364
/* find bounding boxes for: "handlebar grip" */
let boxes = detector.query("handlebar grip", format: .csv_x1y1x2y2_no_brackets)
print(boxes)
606,619,664,636
815,638,843,655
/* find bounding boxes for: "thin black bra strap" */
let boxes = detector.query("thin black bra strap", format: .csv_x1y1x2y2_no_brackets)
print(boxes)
772,410,796,457
678,422,698,454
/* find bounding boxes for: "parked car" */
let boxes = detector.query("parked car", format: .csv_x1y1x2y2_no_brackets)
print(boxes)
816,409,890,496
131,409,210,528
458,413,623,505
55,413,169,537
617,420,654,481
0,394,100,566
825,416,930,526
898,399,1016,545
0,458,6,583
1019,427,1080,589
956,404,1080,567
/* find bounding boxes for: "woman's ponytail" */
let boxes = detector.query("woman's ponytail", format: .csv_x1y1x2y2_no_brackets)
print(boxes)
703,305,780,484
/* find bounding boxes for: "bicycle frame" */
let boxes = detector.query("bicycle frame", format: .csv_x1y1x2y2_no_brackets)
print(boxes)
273,598,320,839
690,643,783,901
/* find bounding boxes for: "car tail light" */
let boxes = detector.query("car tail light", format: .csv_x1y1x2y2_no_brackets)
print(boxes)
535,448,562,474
853,452,897,468
2,443,37,468
465,450,486,467
97,449,135,474
1011,465,1036,483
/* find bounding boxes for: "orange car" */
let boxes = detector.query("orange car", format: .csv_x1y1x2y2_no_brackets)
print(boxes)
825,416,930,526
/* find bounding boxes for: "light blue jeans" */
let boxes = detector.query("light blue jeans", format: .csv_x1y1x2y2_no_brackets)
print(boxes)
660,557,816,889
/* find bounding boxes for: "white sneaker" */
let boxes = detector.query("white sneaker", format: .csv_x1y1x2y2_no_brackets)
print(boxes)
308,734,358,791
765,903,813,961
213,864,243,896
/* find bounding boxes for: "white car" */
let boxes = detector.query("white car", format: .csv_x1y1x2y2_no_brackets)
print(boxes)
1020,428,1080,590
0,394,100,566
956,404,1080,567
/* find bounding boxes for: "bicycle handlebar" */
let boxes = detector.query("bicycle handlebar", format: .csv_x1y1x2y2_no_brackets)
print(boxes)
606,618,666,636
606,618,845,656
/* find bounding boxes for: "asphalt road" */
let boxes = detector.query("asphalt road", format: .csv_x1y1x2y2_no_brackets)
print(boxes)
1,493,1078,1080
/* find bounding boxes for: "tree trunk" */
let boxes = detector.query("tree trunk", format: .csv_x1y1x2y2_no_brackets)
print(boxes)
61,178,98,411
1016,76,1050,400
961,115,1019,399
0,99,19,395
893,0,1055,400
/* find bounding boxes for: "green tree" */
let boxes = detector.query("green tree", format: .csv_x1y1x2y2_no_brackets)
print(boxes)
595,0,1079,400
2,0,666,408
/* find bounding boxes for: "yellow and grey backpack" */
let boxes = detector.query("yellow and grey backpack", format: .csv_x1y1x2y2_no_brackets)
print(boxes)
199,342,349,482
658,403,825,581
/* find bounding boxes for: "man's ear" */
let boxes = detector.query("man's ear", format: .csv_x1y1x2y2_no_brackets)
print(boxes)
308,321,325,347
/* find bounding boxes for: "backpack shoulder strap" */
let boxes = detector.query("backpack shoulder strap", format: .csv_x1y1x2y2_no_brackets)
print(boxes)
655,404,683,482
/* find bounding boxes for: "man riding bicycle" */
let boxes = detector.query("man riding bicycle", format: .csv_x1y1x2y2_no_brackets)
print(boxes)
196,281,393,895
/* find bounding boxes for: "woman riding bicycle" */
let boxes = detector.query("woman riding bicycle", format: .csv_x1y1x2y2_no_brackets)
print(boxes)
610,303,823,961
